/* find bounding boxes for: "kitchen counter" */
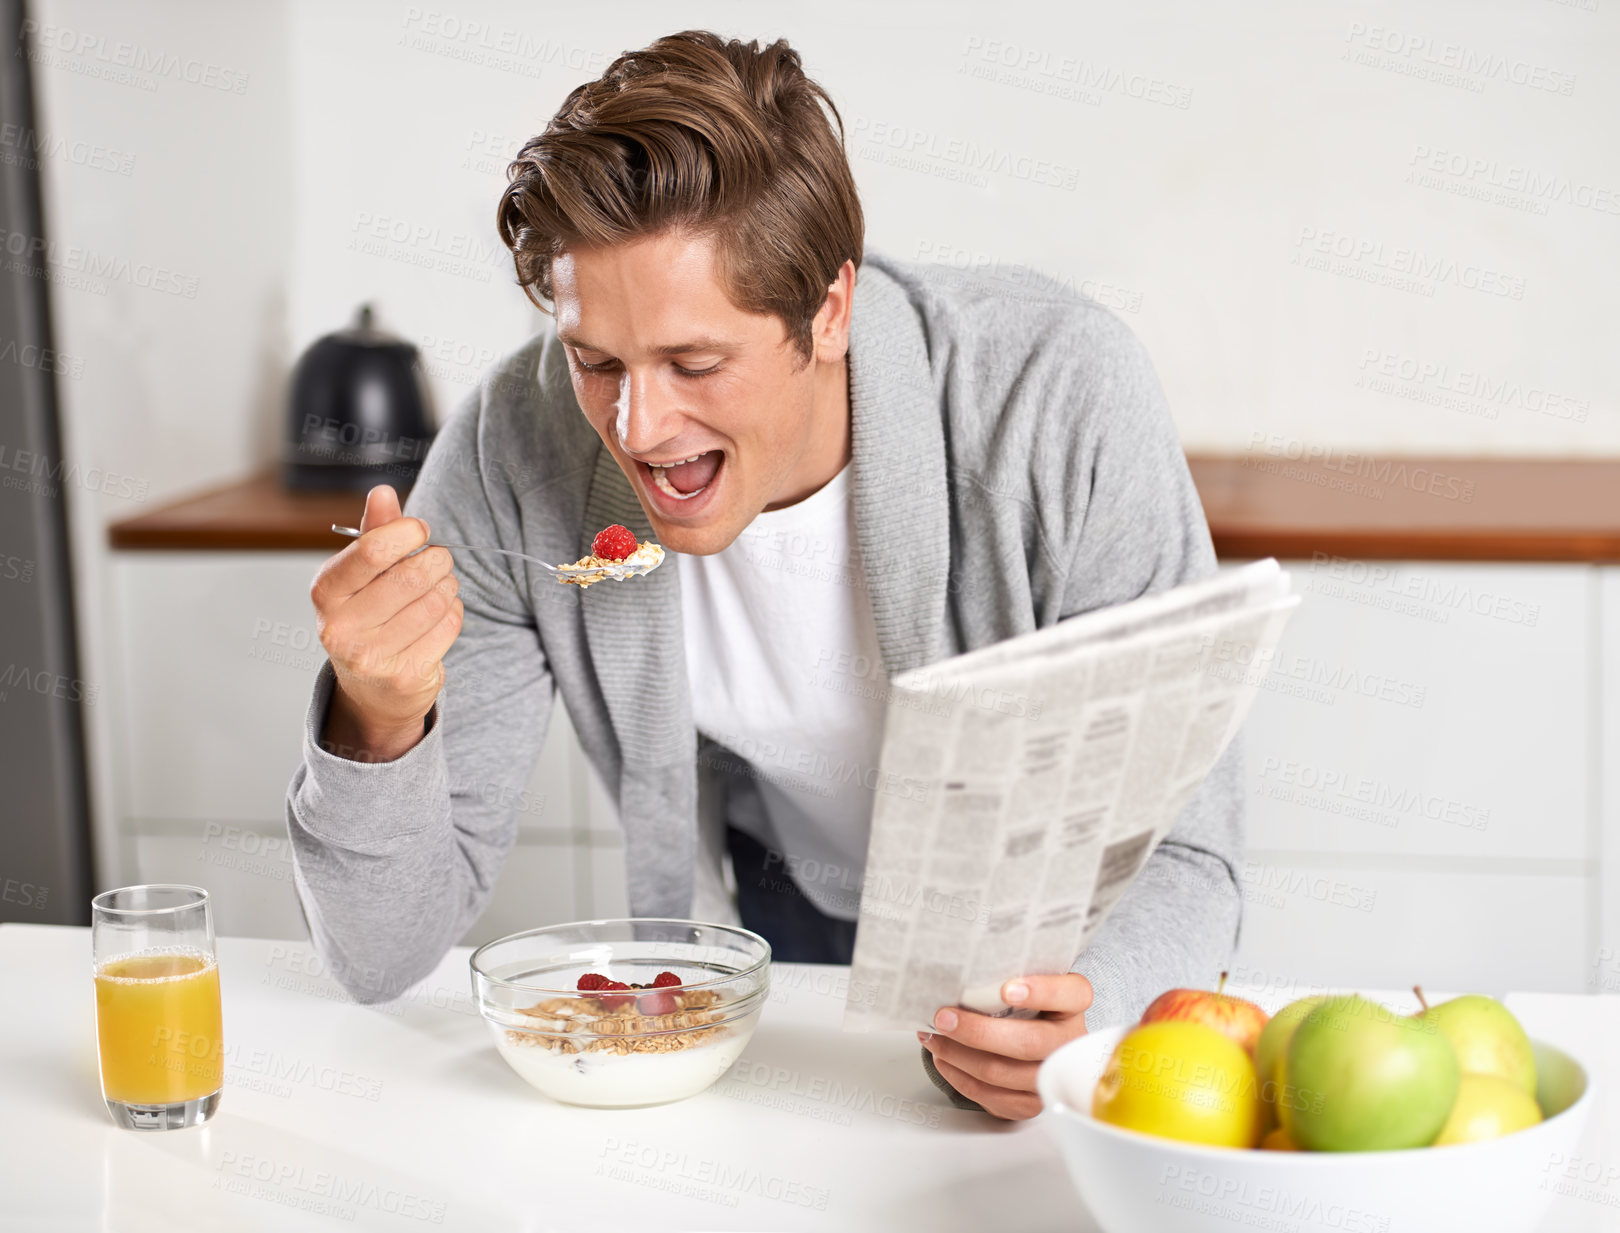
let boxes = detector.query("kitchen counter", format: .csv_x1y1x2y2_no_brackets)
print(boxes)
108,457,1620,562
2,924,1070,1232
1187,454,1620,562
7,922,1620,1231
107,471,372,552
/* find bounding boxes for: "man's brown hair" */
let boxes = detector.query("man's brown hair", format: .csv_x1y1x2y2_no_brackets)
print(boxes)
496,30,864,360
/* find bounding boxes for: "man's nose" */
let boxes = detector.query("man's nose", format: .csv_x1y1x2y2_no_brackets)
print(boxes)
615,369,682,455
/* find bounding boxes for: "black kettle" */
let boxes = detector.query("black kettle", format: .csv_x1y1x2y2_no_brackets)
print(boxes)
282,305,437,492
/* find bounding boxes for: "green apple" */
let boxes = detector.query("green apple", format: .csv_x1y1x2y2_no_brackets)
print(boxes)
1255,995,1329,1132
1415,994,1536,1096
1433,1073,1542,1146
1287,994,1460,1151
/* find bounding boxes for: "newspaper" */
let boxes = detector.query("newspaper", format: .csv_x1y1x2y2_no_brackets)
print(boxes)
842,559,1299,1032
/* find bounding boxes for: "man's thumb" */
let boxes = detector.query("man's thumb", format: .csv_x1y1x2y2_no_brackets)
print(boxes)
358,485,403,534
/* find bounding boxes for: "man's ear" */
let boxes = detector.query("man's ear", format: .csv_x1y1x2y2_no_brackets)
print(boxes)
811,259,857,365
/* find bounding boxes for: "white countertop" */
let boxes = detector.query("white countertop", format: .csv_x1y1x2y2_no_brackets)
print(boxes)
0,924,1075,1232
8,921,1620,1232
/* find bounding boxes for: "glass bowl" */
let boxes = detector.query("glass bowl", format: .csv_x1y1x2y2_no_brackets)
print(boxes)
469,918,771,1108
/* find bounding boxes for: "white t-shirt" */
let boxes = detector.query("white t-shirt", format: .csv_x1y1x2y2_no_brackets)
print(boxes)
679,464,887,920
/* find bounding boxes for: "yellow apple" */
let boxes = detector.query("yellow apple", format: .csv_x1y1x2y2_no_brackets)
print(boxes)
1093,1020,1264,1149
1432,1073,1542,1146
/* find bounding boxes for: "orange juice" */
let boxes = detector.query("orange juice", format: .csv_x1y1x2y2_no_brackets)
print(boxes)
94,950,223,1104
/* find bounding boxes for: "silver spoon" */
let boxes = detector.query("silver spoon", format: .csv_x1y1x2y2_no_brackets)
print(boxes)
330,525,663,586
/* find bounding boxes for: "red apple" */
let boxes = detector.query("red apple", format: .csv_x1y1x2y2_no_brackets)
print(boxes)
1140,974,1270,1056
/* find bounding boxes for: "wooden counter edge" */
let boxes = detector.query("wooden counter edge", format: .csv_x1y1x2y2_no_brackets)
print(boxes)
107,460,1620,562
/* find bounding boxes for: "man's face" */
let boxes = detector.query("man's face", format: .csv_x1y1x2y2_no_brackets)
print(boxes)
551,229,848,556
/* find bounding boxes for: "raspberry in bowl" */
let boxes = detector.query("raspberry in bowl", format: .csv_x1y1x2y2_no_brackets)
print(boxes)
469,919,770,1108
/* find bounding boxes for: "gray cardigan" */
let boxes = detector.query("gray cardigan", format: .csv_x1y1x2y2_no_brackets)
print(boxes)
286,254,1244,1041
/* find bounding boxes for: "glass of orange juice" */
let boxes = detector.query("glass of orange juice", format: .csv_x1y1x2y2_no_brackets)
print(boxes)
91,884,224,1129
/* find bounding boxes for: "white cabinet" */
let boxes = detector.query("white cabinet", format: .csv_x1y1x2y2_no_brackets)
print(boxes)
1599,567,1620,995
108,552,623,942
1234,559,1601,994
113,553,326,826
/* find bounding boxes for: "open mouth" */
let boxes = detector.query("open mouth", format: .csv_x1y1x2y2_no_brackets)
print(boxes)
645,450,723,503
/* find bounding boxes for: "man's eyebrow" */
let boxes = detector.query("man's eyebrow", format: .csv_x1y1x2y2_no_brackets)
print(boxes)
557,331,734,357
650,337,733,357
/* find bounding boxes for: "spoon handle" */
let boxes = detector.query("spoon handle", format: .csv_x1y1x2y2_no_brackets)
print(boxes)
330,524,565,573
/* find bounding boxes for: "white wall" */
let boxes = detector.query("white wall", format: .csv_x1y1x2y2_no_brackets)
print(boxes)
276,0,1618,457
32,0,1619,525
31,0,1620,511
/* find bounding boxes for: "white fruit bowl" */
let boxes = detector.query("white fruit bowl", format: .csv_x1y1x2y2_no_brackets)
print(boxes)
1038,1024,1592,1233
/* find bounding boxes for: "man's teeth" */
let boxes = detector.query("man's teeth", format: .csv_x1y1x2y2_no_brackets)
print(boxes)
649,451,716,501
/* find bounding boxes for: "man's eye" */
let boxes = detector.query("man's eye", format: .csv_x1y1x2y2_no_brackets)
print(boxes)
574,355,720,378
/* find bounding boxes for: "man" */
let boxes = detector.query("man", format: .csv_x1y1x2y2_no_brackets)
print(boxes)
288,30,1242,1120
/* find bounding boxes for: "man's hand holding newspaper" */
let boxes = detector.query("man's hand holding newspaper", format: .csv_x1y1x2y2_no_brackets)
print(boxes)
918,973,1096,1118
844,560,1300,1118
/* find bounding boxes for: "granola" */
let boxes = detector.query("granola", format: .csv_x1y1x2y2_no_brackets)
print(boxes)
557,540,665,588
506,987,728,1055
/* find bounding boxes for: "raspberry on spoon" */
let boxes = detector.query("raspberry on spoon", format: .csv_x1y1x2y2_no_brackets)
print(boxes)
591,525,638,561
